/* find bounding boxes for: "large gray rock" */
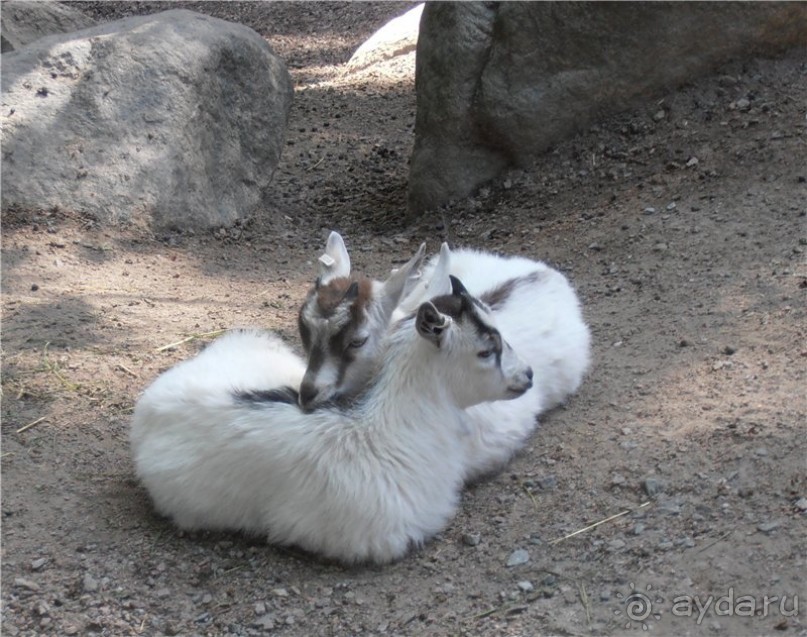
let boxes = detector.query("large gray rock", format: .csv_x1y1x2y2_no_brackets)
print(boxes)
408,2,807,216
1,9,293,230
1,1,96,52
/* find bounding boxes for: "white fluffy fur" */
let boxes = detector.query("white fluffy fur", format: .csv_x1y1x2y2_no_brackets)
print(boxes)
131,298,532,564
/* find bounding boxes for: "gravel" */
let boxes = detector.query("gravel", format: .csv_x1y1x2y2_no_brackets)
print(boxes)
506,549,530,567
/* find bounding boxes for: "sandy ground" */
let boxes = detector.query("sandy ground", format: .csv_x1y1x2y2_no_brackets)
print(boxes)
2,3,806,636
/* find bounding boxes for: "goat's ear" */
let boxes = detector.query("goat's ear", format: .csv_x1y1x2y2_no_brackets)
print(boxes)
450,275,470,297
416,301,451,347
379,243,426,318
318,231,351,284
427,243,453,298
395,242,452,315
397,242,427,301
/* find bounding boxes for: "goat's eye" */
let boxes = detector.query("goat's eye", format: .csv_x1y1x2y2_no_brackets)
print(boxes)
348,335,369,349
477,349,495,360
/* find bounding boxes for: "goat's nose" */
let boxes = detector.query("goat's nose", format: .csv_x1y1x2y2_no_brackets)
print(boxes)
525,367,534,381
298,382,318,410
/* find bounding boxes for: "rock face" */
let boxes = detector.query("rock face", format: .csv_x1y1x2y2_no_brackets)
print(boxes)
408,2,807,216
1,9,293,231
1,1,97,52
345,3,424,73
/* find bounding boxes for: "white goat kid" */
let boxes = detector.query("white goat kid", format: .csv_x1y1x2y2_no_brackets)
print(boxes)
297,233,591,480
130,278,533,565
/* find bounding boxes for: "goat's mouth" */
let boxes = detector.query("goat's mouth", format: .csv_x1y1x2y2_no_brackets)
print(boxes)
506,381,533,398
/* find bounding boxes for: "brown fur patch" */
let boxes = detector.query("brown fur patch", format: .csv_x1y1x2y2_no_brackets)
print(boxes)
314,277,373,320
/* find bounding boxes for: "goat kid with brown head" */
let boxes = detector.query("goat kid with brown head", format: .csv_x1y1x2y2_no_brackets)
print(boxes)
297,232,425,411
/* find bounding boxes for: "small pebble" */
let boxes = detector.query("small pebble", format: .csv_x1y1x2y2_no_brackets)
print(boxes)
794,497,807,511
611,473,626,487
31,558,47,571
643,477,664,496
252,613,275,630
82,573,98,593
632,523,645,535
517,580,534,593
608,539,626,551
686,157,699,167
254,601,267,615
31,283,39,292
462,532,481,547
757,520,780,534
14,577,40,592
272,587,289,597
506,549,530,567
536,475,557,490
643,207,657,215
653,109,666,122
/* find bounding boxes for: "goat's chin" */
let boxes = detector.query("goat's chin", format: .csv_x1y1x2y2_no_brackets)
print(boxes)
300,391,350,413
504,384,532,400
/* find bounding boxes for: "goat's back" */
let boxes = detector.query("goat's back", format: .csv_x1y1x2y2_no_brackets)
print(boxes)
130,328,468,564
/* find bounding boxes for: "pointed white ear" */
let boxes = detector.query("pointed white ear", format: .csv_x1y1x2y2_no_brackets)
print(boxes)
378,243,426,319
427,242,453,298
318,231,351,284
396,242,453,315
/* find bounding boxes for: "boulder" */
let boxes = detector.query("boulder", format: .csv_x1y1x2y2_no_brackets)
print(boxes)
345,3,424,73
1,9,293,231
408,2,807,216
1,1,96,53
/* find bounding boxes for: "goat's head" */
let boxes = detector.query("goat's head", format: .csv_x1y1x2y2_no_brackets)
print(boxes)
297,232,425,411
415,275,534,409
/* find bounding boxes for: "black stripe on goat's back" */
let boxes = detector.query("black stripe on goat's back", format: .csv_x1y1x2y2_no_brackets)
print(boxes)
233,387,300,406
480,270,544,311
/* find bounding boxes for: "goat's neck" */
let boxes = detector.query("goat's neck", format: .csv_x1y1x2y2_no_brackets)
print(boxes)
355,327,459,434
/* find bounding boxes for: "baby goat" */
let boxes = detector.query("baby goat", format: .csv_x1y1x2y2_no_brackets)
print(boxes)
297,231,425,410
297,234,591,479
130,277,533,564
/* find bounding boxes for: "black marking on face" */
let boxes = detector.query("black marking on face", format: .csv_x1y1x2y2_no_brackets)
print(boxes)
428,287,503,362
325,320,366,387
234,387,300,406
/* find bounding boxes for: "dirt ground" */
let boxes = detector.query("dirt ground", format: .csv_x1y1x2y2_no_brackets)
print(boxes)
2,4,805,636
